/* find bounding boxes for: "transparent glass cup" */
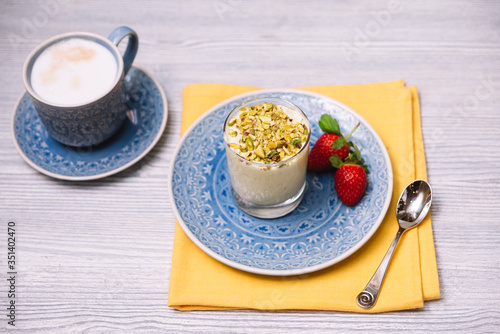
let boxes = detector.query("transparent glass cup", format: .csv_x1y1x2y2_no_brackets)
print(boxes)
223,97,311,219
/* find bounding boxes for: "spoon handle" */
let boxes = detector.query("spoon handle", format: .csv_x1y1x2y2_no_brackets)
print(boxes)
356,226,405,309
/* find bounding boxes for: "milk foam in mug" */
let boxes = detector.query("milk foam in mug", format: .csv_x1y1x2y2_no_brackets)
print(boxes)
30,38,118,106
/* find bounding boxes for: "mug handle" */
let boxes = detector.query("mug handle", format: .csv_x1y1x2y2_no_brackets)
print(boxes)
108,26,139,76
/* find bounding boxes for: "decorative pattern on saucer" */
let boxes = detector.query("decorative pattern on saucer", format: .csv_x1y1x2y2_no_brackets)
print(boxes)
12,67,167,180
170,89,393,276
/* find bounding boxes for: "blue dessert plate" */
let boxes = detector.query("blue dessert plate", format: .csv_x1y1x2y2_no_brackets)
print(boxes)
11,66,168,181
169,89,393,276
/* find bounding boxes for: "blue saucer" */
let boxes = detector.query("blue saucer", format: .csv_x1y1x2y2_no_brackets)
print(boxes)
169,89,393,276
12,66,168,181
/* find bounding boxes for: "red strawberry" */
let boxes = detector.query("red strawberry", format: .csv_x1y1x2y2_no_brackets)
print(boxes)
333,164,367,206
330,147,369,206
307,114,360,172
307,133,349,171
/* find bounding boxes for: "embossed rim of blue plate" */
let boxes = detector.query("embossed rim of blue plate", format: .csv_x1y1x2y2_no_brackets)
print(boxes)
169,88,393,276
11,66,168,181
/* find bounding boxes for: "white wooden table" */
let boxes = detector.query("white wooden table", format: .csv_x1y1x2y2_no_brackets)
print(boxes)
1,1,499,332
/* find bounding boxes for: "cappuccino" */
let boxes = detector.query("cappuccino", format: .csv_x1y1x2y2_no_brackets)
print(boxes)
30,38,117,106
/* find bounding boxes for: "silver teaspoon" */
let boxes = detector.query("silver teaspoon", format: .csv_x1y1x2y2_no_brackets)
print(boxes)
356,179,433,309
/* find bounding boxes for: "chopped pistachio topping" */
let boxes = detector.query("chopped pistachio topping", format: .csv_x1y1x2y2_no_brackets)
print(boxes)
226,103,308,164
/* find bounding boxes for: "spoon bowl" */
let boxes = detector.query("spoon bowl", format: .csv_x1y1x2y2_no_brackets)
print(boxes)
396,180,432,228
356,179,433,309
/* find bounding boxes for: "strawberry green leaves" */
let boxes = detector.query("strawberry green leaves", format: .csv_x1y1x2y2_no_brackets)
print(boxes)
351,142,362,161
330,152,369,174
319,114,361,153
329,154,343,169
318,114,341,135
331,137,347,150
332,121,360,151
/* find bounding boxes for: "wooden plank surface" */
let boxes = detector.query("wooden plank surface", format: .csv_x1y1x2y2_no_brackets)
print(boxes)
1,0,499,332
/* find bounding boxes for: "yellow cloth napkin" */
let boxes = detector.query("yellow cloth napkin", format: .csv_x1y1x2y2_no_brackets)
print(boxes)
168,81,440,312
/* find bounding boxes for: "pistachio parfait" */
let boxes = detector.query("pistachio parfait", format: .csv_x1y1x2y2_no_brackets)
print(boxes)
223,97,310,218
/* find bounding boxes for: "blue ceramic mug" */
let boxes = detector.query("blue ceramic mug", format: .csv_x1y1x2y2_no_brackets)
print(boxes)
22,26,139,147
